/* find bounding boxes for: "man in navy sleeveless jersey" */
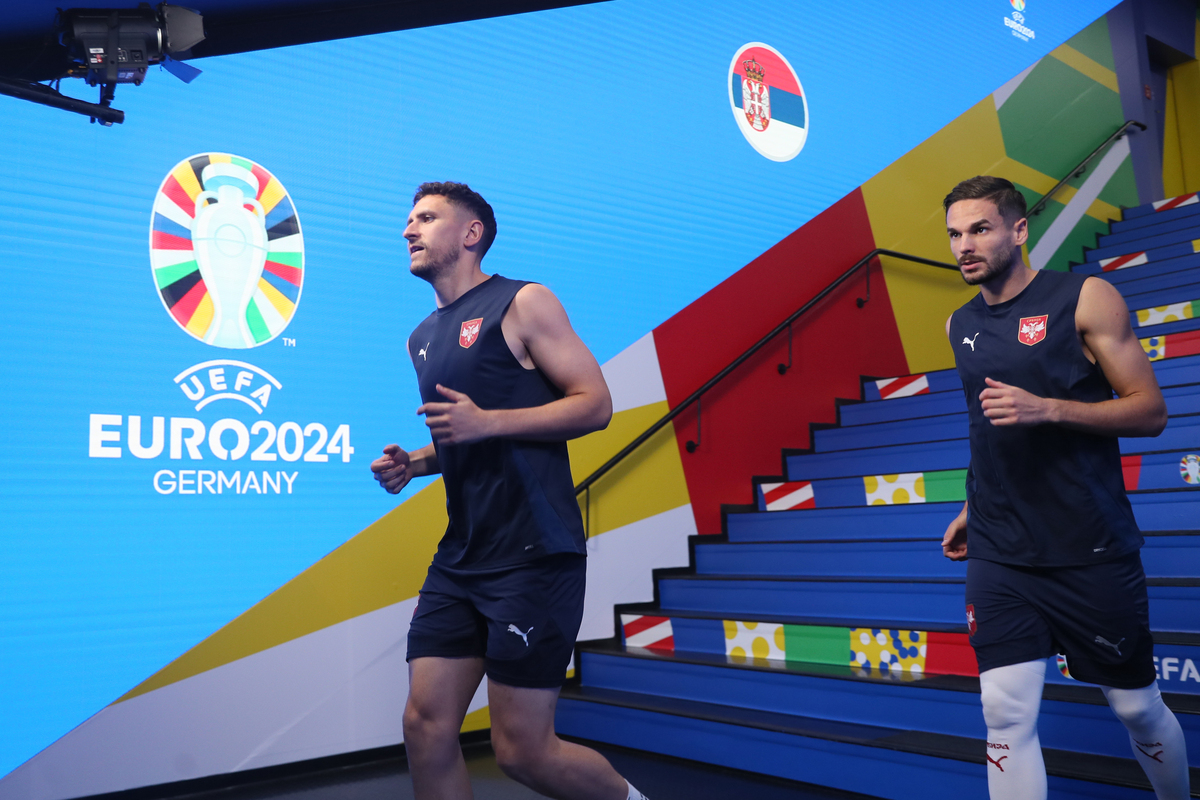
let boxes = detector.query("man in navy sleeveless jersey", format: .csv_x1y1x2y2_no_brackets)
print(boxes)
941,176,1188,800
370,183,649,800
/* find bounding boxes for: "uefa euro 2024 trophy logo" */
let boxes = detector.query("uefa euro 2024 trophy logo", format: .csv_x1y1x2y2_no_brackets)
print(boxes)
151,154,304,349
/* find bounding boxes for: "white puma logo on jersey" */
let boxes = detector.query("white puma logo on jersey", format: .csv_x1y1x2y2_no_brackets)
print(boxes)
507,624,532,646
1095,635,1126,655
418,343,429,361
963,333,980,351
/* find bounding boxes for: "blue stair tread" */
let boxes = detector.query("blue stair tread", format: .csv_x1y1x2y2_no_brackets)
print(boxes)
1099,211,1200,248
1075,251,1200,279
580,639,1200,715
697,534,1200,579
1086,227,1200,261
1118,196,1200,224
1124,282,1200,311
558,685,1184,793
841,383,1200,427
660,573,1200,587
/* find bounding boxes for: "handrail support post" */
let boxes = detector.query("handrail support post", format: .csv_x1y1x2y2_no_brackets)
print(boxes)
856,258,872,309
777,322,793,375
685,397,702,454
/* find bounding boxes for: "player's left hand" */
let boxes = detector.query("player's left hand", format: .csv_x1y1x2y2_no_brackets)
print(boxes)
979,377,1054,426
417,384,495,445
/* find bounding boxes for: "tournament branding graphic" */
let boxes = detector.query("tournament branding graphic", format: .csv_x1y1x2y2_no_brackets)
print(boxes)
460,318,483,348
966,603,977,636
151,153,304,349
1005,1,1035,41
1018,314,1047,345
88,154,352,495
728,43,808,162
1181,454,1200,485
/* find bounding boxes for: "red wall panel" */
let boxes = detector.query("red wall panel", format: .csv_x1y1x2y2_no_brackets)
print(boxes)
654,188,909,534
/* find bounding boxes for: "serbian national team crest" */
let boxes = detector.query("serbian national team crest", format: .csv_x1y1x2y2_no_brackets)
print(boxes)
727,43,808,162
1018,315,1048,346
459,318,483,348
741,58,770,132
966,604,977,636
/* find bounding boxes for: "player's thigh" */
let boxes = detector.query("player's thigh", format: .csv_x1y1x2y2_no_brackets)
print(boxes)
487,677,560,752
406,656,486,729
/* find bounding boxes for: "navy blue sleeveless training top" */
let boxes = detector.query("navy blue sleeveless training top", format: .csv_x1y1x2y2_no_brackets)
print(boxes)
949,270,1142,567
408,275,587,571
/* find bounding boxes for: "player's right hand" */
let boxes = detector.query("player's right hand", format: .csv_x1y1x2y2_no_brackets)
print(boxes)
941,502,969,561
371,443,412,494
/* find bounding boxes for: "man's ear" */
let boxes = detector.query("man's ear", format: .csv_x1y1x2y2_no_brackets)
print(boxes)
1013,216,1029,247
464,219,483,247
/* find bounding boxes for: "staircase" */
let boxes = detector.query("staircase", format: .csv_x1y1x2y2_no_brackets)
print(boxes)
557,192,1200,799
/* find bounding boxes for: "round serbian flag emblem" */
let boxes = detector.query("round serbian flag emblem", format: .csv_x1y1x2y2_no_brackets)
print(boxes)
150,153,304,349
727,42,808,162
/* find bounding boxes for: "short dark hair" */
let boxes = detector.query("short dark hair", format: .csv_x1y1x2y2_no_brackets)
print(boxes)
943,176,1027,221
413,181,497,256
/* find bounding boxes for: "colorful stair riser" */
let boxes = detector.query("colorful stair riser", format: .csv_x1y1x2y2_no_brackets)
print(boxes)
618,615,1200,695
758,455,1200,510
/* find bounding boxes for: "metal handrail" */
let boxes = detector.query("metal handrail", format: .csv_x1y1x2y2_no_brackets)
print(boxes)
574,248,959,525
1028,119,1146,218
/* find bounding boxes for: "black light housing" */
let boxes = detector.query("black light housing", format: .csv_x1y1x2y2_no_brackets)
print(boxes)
60,4,204,86
0,3,204,125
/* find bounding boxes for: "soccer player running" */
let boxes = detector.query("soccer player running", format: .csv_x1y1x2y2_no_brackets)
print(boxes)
940,176,1189,799
371,182,649,800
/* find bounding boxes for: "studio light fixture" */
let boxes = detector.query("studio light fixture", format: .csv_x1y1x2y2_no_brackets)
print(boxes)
0,3,204,126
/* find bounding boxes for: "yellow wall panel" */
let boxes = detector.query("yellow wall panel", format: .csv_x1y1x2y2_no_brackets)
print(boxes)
569,400,690,538
861,97,1006,373
1163,49,1200,198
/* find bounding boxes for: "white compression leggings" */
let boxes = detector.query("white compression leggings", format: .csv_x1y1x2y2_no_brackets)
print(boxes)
978,659,1190,800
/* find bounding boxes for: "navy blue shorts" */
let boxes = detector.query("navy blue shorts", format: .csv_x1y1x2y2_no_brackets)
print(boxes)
965,552,1156,689
406,554,586,689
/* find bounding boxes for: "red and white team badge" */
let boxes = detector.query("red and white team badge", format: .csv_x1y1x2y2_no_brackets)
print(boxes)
459,318,483,349
966,603,977,636
1018,315,1048,346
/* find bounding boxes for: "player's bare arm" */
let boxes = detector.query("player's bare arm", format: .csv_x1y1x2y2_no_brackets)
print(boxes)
941,500,969,560
978,277,1166,435
371,442,440,494
372,338,444,495
417,283,612,445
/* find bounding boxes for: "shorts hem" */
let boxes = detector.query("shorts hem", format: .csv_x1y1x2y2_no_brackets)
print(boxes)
485,669,569,689
973,635,1053,674
406,649,485,663
1061,657,1157,690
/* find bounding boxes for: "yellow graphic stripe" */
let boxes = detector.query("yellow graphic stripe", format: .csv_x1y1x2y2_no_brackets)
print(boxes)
568,400,690,537
115,401,690,703
1049,43,1119,93
862,97,1000,373
117,479,450,703
462,706,490,733
257,277,295,320
171,162,202,201
258,176,287,215
207,152,232,165
185,292,214,337
996,156,1121,222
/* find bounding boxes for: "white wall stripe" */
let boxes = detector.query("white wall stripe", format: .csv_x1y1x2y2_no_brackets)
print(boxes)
1029,137,1130,271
